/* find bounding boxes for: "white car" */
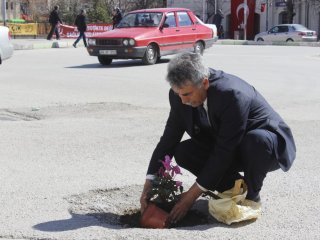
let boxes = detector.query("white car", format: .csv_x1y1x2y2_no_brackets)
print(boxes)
195,16,218,41
254,24,317,42
0,26,14,64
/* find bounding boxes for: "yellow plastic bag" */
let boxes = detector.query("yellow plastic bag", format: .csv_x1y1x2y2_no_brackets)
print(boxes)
208,179,261,225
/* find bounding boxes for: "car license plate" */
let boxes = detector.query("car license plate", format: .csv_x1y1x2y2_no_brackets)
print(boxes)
307,32,313,36
99,50,117,55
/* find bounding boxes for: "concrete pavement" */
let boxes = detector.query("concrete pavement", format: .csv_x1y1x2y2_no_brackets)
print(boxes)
2,41,320,240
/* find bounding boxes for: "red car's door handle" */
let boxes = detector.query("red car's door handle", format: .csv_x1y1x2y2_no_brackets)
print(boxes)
176,29,180,32
192,28,196,30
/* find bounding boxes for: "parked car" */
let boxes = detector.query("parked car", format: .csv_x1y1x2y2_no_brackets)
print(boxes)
0,26,14,64
254,24,317,42
87,8,216,65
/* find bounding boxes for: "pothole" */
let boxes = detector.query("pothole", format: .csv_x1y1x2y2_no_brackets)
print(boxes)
0,110,40,121
119,207,210,228
66,185,215,228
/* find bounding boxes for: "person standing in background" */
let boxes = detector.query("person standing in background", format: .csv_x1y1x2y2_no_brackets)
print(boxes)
73,9,87,48
112,7,122,29
212,9,224,38
47,6,63,40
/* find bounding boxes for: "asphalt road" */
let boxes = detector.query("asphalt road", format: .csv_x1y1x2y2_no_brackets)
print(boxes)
0,45,319,239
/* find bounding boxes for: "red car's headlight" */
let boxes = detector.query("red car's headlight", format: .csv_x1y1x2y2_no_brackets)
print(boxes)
122,38,135,46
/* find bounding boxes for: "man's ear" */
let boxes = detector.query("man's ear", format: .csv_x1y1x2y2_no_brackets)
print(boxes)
203,78,209,90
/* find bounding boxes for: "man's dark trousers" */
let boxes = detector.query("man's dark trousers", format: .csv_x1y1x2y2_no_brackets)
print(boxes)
74,31,87,47
174,129,280,201
47,24,60,40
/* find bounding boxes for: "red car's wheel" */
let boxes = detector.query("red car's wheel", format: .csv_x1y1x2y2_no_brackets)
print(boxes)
194,41,204,55
142,44,158,65
98,56,113,65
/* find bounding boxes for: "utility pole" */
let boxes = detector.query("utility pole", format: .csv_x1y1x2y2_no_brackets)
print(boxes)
202,0,206,22
244,0,247,40
1,0,6,26
215,0,217,14
266,0,269,31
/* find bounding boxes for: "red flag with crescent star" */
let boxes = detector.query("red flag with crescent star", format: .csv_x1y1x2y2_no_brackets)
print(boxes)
231,0,255,39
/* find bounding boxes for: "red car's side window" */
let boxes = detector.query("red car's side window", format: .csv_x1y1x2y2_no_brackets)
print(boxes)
164,13,177,28
177,12,193,27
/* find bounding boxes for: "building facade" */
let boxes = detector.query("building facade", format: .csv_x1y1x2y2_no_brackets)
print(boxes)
167,0,320,40
1,0,20,21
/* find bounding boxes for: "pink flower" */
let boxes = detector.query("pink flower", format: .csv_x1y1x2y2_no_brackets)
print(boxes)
161,155,172,171
175,181,183,187
172,165,181,175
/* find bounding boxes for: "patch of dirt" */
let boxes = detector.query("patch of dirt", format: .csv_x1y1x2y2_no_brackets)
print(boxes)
66,185,215,228
119,208,210,228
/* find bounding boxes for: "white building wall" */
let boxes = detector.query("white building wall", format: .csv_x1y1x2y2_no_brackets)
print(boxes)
167,0,320,39
1,0,20,21
167,0,208,21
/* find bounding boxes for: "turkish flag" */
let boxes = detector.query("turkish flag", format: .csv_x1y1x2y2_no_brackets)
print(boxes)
231,0,256,39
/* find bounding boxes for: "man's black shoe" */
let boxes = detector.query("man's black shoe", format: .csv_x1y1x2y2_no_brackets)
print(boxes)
246,194,261,203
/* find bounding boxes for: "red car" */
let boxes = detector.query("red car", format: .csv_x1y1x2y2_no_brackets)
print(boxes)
87,8,216,65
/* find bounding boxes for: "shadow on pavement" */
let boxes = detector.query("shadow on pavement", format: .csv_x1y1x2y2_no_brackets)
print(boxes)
66,58,170,69
33,203,256,232
33,212,122,232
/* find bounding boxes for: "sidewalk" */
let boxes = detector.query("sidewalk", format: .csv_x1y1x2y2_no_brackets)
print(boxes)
11,38,320,50
11,38,85,50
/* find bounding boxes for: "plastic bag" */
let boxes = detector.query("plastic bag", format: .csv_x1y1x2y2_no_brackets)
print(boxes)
208,179,261,225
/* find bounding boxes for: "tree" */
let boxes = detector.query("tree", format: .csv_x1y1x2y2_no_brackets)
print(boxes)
87,0,112,23
50,0,80,24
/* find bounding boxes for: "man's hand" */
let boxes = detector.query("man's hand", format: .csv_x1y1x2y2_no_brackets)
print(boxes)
140,179,152,214
168,183,204,224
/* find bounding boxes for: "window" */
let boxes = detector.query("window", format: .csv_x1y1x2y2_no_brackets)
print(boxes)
118,12,163,28
270,27,279,33
177,12,192,26
278,26,288,33
164,12,176,27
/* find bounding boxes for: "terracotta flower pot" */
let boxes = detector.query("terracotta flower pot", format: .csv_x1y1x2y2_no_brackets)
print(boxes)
140,203,170,228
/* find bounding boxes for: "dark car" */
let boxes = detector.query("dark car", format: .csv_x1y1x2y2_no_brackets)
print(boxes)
87,8,216,65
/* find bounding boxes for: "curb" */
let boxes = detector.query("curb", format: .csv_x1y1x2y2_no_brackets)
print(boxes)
215,39,320,47
12,40,84,50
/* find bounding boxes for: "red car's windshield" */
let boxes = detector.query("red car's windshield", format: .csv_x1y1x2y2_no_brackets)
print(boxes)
117,12,163,28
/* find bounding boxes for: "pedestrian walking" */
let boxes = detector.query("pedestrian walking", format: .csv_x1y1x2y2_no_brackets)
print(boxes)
47,5,63,40
73,9,87,48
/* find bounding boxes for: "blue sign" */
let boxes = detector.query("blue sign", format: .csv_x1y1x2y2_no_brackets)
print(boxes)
275,0,287,7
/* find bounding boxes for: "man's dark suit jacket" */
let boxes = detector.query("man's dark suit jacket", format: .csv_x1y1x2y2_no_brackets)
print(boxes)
147,68,296,190
75,14,87,32
49,10,62,25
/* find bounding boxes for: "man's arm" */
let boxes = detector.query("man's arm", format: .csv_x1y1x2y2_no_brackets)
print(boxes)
56,12,62,24
140,179,152,214
168,182,204,223
146,90,185,175
140,90,185,212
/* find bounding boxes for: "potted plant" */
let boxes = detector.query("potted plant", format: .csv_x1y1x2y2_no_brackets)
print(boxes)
140,155,183,228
